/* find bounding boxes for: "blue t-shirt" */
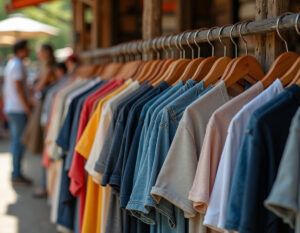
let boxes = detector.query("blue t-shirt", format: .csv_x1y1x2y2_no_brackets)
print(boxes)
226,85,300,233
127,81,211,233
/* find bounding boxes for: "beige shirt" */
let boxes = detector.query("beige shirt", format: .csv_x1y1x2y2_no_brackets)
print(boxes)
45,78,86,159
150,81,231,233
189,82,264,215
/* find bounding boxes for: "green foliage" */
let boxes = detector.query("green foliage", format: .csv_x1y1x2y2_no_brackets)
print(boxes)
0,0,72,62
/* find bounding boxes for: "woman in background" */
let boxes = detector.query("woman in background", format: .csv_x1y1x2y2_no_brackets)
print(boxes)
33,44,57,93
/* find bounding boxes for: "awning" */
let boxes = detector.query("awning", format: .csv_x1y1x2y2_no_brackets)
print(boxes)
6,0,53,12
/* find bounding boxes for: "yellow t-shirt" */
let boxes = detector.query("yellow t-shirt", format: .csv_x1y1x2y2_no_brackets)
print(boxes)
77,80,132,233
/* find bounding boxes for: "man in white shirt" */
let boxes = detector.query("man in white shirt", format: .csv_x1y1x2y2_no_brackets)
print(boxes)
3,40,32,185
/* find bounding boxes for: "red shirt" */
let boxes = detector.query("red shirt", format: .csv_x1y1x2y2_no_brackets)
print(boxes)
68,79,124,231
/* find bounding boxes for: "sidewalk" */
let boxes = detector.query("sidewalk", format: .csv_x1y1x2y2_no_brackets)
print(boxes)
0,139,58,233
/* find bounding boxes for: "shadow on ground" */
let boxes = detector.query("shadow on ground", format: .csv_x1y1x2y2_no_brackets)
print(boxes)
0,139,58,233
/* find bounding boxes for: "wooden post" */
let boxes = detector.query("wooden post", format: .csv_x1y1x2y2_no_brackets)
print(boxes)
100,0,113,48
73,0,85,53
255,0,290,72
175,0,192,32
142,0,162,40
91,0,101,49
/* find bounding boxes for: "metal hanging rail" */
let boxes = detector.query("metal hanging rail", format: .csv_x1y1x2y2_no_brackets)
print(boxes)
80,12,300,59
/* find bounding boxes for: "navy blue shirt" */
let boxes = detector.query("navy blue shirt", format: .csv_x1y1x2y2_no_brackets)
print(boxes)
63,83,105,170
94,83,149,174
108,82,168,192
239,85,300,233
55,82,104,229
101,84,153,187
56,81,104,153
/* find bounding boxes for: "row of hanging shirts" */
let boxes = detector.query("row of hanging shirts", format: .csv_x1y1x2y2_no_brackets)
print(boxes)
38,11,300,233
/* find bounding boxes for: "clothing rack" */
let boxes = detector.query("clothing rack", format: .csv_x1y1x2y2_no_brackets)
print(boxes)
81,12,300,59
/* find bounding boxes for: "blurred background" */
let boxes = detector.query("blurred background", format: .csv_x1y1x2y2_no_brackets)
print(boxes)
0,1,299,233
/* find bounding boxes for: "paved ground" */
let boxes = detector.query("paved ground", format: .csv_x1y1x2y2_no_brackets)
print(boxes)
0,139,58,233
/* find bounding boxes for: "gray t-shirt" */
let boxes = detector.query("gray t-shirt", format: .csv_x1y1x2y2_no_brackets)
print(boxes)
151,81,231,233
265,107,300,232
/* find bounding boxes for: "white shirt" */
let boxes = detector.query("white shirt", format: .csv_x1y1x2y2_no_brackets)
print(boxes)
85,80,140,182
203,79,284,232
3,57,27,113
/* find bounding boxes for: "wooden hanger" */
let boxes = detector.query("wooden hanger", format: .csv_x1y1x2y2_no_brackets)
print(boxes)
148,36,177,85
223,55,264,87
280,57,300,86
288,66,300,87
192,28,218,82
131,62,146,80
115,60,143,80
131,40,156,81
223,22,264,88
296,69,300,87
100,62,123,79
148,59,175,85
95,64,105,76
153,33,191,86
141,37,170,83
261,14,300,88
202,25,234,87
179,31,205,83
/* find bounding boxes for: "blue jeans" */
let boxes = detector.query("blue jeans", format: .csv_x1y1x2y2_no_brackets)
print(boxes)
7,113,27,179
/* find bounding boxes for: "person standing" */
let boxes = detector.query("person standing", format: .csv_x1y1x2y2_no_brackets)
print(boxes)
3,40,32,185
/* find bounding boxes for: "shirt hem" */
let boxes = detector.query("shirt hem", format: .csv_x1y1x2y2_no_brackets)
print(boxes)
151,186,196,218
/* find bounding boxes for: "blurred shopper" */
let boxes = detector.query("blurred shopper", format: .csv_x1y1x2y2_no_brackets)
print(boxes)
33,44,57,93
3,40,32,185
33,62,68,198
23,44,56,155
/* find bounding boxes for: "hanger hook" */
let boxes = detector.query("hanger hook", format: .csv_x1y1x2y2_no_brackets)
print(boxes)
193,30,201,58
155,38,161,59
276,13,292,52
295,13,300,36
230,24,238,58
167,35,174,58
139,41,143,60
239,21,250,55
179,32,186,59
218,26,227,57
186,31,194,59
174,34,182,58
129,42,134,61
160,36,166,59
129,43,134,61
207,28,215,56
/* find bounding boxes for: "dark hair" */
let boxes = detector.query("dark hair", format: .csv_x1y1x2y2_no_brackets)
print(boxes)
41,43,56,66
56,62,67,74
13,40,28,54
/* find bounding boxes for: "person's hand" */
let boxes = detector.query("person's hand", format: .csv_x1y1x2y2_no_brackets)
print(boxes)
25,105,32,118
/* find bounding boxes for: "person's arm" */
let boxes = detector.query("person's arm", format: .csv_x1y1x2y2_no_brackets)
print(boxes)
15,80,31,117
34,69,55,92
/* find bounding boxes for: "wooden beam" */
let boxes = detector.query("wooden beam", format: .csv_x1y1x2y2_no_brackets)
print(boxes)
142,0,162,40
255,0,290,72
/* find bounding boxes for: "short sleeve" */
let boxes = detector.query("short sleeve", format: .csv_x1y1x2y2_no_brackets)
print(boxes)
189,122,219,214
75,104,101,159
265,114,300,229
11,60,24,81
151,121,198,218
